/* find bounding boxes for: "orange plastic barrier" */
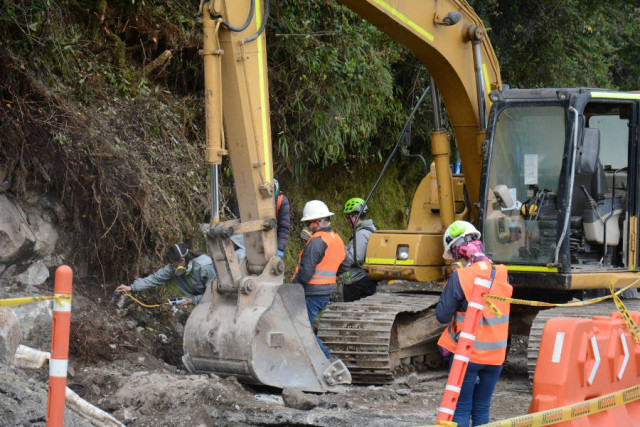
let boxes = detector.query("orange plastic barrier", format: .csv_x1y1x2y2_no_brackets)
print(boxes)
46,265,73,427
529,311,640,426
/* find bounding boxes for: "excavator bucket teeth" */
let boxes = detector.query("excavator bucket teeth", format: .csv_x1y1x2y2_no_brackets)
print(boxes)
182,280,351,392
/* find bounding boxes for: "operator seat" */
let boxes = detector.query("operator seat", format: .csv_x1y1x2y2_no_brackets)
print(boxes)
571,128,606,217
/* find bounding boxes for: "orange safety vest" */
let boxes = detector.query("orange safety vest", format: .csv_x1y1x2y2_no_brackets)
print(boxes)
437,261,513,365
276,193,283,218
294,230,345,285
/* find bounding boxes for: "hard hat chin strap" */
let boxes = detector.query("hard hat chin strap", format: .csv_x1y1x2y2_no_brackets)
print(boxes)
175,244,189,259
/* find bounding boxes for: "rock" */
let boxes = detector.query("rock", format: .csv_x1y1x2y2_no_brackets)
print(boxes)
26,211,59,257
0,195,27,262
395,388,411,396
0,308,22,365
10,300,52,349
344,401,353,409
405,372,420,388
318,401,338,409
281,387,319,410
14,261,50,286
0,368,92,426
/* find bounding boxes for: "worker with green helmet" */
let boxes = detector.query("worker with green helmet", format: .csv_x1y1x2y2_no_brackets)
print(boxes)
341,197,378,302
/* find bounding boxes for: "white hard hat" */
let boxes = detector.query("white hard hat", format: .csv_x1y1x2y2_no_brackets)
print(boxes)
301,200,334,222
442,220,481,260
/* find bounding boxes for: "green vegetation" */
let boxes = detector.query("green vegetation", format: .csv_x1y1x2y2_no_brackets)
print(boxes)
469,0,640,89
0,0,637,286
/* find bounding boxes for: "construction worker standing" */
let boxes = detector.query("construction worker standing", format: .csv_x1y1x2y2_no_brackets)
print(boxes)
435,221,513,427
292,200,346,359
341,197,378,302
274,179,290,258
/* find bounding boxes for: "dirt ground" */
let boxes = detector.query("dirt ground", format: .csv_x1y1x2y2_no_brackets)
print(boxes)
1,286,534,427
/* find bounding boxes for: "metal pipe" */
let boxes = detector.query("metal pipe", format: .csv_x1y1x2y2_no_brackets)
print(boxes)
211,164,220,222
430,76,442,131
554,107,579,265
471,40,487,130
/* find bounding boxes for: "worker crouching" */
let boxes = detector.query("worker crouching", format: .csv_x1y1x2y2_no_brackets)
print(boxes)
435,220,513,427
115,242,216,306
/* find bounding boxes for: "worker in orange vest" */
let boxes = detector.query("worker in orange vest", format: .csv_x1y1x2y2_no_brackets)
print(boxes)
273,179,290,258
436,220,513,427
292,200,347,358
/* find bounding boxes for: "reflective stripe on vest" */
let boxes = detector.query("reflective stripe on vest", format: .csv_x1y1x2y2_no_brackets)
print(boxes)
437,261,513,365
294,230,345,285
455,312,510,326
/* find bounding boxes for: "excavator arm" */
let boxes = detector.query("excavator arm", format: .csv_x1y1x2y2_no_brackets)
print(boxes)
183,0,351,392
339,0,501,212
335,0,502,281
201,0,276,273
185,0,503,389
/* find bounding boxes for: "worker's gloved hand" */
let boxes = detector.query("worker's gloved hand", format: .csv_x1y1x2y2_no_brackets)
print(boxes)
277,249,284,258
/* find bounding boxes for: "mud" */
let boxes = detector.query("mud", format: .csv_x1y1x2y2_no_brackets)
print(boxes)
1,287,534,426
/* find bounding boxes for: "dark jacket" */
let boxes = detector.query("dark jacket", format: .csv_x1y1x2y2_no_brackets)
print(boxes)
292,226,348,296
435,271,468,324
276,193,290,252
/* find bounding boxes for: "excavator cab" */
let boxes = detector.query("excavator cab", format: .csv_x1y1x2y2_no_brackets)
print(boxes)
182,1,350,392
480,88,640,293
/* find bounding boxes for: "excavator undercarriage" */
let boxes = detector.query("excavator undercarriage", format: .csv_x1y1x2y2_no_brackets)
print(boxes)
318,290,446,384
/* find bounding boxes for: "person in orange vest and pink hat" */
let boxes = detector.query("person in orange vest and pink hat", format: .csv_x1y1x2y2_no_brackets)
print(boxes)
435,220,513,427
292,200,347,359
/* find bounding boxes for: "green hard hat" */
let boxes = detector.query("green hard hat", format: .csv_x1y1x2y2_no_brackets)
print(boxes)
343,197,368,215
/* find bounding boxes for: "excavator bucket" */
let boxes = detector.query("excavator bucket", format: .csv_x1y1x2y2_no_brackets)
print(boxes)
182,256,351,392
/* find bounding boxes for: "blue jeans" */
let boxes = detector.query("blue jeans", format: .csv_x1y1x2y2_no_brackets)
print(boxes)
449,359,503,427
305,294,331,358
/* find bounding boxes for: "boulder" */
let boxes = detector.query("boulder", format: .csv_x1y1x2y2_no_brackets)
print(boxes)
0,307,22,365
26,211,59,257
10,301,52,349
281,387,319,410
14,261,50,286
0,195,26,262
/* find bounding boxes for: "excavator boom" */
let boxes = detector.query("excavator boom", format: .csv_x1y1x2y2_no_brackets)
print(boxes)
183,0,351,392
339,0,501,207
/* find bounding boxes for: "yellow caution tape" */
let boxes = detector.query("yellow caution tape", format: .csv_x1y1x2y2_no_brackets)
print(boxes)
609,280,640,344
484,279,636,307
484,299,503,317
415,421,456,427
483,278,640,348
435,421,457,426
0,294,72,307
479,383,640,427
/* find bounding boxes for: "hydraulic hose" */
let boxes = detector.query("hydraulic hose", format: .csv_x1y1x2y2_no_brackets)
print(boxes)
352,86,431,268
220,0,255,32
242,0,269,44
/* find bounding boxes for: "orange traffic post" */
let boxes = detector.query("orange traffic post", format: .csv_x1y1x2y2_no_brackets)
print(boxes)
436,271,493,423
47,265,73,427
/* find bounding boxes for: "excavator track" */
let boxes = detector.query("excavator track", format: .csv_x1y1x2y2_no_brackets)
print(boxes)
527,300,640,381
317,293,444,384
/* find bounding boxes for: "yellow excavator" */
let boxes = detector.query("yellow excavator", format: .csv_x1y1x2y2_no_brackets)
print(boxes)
183,0,640,389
